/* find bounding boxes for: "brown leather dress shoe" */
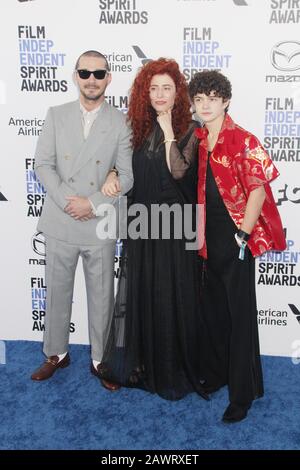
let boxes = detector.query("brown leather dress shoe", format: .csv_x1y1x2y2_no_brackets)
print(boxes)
91,363,121,391
31,353,70,381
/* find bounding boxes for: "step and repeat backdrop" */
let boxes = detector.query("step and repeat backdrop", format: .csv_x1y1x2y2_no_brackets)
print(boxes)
0,0,299,357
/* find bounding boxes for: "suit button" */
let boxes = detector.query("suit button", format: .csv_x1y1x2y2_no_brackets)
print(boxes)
90,182,94,186
96,160,101,164
68,177,74,183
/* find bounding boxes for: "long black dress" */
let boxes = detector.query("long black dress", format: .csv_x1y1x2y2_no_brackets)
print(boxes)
202,153,264,405
100,122,211,401
166,148,264,405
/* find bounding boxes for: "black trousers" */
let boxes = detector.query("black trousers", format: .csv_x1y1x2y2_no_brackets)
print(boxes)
202,210,264,405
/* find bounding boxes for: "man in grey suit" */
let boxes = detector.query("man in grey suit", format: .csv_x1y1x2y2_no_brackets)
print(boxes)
31,50,133,389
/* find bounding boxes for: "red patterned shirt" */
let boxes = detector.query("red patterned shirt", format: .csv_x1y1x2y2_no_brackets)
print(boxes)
196,114,286,258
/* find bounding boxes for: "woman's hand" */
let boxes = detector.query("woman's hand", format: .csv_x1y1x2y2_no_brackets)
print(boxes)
101,171,121,197
157,109,174,140
157,109,176,172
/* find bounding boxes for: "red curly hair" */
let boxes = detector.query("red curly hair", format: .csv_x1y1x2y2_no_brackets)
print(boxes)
127,58,192,149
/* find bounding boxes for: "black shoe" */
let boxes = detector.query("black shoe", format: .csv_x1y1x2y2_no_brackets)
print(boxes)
222,402,251,423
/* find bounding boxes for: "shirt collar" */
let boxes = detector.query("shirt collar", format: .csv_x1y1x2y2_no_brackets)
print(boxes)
195,114,235,143
79,102,102,117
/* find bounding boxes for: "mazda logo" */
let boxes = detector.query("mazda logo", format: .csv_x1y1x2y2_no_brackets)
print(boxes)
31,231,46,257
271,41,300,72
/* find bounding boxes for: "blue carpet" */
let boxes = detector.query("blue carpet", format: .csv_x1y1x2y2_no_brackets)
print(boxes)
0,340,299,450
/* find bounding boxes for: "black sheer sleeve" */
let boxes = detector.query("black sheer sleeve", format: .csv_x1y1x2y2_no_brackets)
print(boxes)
169,121,200,180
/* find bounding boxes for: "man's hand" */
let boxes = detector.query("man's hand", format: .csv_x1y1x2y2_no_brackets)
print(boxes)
65,196,94,220
101,171,121,197
79,212,96,222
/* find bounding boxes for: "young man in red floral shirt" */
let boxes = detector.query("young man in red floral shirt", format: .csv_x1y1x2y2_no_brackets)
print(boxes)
189,70,286,423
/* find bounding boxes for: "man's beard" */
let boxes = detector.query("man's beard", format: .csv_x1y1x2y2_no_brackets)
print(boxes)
81,87,105,101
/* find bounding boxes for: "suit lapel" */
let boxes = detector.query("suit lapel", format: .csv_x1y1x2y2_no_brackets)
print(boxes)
69,101,111,177
65,100,84,156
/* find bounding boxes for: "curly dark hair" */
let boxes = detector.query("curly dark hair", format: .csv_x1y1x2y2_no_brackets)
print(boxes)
189,70,232,103
127,58,192,149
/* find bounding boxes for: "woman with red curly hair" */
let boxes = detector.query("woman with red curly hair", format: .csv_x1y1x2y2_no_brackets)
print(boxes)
99,58,211,401
127,58,192,150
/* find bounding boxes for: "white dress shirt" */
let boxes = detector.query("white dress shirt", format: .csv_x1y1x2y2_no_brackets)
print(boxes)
80,102,102,139
80,102,103,214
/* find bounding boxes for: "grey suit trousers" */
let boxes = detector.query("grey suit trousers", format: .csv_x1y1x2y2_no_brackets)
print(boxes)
43,236,115,361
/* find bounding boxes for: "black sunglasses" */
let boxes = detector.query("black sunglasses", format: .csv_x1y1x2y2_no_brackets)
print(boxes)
77,69,107,80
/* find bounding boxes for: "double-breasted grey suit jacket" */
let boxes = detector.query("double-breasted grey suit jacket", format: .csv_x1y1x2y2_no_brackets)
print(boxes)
35,99,133,245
